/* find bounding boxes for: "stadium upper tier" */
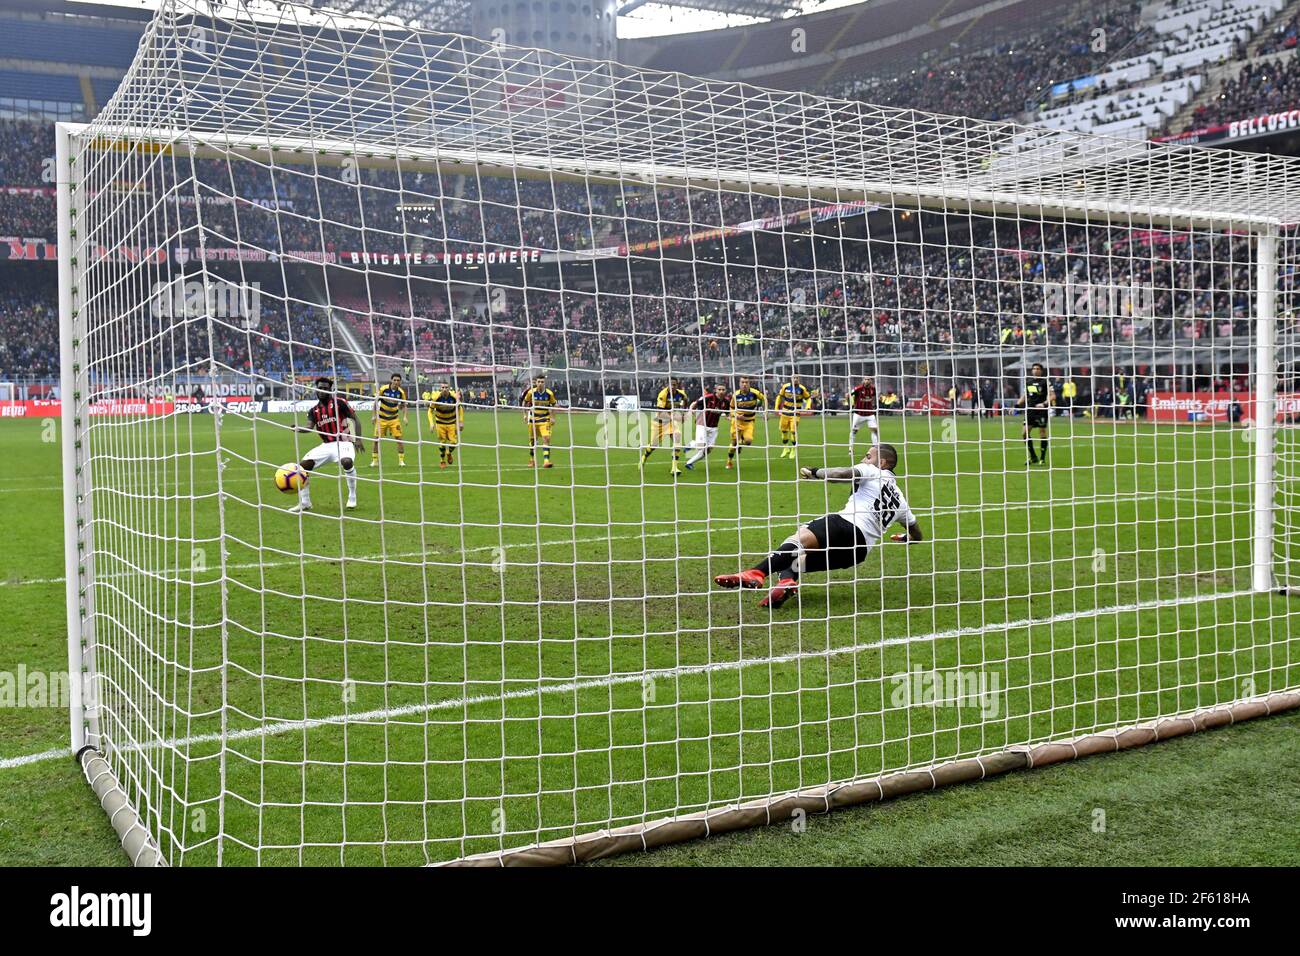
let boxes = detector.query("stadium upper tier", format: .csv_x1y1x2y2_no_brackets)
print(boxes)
4,0,1300,137
627,0,1298,137
1184,43,1300,129
0,14,142,69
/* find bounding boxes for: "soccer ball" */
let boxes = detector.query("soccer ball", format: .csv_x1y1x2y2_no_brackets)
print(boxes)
274,463,308,493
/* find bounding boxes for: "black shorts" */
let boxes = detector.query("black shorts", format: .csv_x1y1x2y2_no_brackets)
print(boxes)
1026,407,1049,429
804,514,871,572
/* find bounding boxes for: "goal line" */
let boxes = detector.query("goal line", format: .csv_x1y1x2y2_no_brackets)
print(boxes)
447,689,1300,866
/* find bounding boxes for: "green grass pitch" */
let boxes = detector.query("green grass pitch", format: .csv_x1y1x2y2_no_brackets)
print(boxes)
1,409,1298,865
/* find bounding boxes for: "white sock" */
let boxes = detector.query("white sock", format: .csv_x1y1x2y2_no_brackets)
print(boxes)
345,469,357,500
687,450,705,466
298,483,311,507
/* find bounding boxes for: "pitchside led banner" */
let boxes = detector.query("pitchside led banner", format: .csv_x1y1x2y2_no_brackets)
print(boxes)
1147,392,1300,424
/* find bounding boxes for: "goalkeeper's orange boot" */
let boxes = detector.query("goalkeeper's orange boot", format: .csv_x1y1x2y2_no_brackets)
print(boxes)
714,569,766,590
759,577,800,609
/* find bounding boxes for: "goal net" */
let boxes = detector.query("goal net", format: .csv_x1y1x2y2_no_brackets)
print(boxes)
60,0,1300,865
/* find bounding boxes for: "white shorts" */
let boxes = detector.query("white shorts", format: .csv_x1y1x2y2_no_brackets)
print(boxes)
692,426,719,449
304,440,356,467
851,413,878,431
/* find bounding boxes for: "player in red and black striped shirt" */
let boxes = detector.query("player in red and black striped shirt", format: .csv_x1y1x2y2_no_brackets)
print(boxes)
849,375,880,453
684,383,729,472
289,377,365,513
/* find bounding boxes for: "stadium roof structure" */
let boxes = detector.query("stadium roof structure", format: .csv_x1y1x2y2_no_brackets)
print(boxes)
617,0,806,18
295,0,823,30
298,0,470,29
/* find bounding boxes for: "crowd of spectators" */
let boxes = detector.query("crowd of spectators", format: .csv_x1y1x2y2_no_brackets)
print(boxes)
0,189,53,237
5,0,1300,387
0,277,58,378
827,0,1300,141
0,189,1278,383
0,132,812,259
831,3,1145,121
1256,10,1300,55
111,297,348,383
316,214,1264,383
1184,52,1300,130
0,120,51,187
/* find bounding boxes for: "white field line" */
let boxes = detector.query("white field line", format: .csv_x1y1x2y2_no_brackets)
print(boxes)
0,747,72,769
1,487,1250,588
0,451,756,493
0,586,1256,772
0,425,1265,493
0,445,836,492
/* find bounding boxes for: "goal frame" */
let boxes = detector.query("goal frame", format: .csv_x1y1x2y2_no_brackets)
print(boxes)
55,102,1299,864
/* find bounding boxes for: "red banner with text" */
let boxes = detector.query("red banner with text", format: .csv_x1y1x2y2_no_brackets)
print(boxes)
0,399,176,418
905,392,954,415
1146,391,1300,423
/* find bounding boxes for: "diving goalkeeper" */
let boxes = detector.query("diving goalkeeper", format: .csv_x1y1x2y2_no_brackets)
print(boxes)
714,443,923,609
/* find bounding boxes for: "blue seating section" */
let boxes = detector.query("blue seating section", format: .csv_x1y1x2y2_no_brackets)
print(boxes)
0,17,142,70
0,70,84,104
91,77,124,109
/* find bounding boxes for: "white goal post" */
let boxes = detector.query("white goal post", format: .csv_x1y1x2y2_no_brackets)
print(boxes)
59,0,1300,866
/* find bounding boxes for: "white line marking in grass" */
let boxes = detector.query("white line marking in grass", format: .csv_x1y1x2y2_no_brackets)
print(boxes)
0,587,1258,772
0,746,73,769
0,487,1251,588
0,424,1259,493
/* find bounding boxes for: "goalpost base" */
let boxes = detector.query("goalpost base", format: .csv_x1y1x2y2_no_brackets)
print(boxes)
445,690,1300,867
76,747,167,868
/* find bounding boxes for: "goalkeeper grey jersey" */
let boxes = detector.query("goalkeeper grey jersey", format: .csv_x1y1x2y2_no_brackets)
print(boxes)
839,464,915,542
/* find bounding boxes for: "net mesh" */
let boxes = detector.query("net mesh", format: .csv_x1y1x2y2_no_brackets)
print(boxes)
62,0,1300,865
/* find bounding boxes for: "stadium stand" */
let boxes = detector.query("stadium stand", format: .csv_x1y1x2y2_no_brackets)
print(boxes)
1183,45,1300,126
0,272,58,379
0,15,141,70
0,70,87,119
4,0,1300,383
0,120,55,186
627,0,1300,140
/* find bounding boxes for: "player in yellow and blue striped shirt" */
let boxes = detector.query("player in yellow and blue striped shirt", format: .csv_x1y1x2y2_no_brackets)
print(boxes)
521,374,559,468
774,376,811,459
429,382,464,468
370,373,408,468
641,377,689,477
727,376,766,469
